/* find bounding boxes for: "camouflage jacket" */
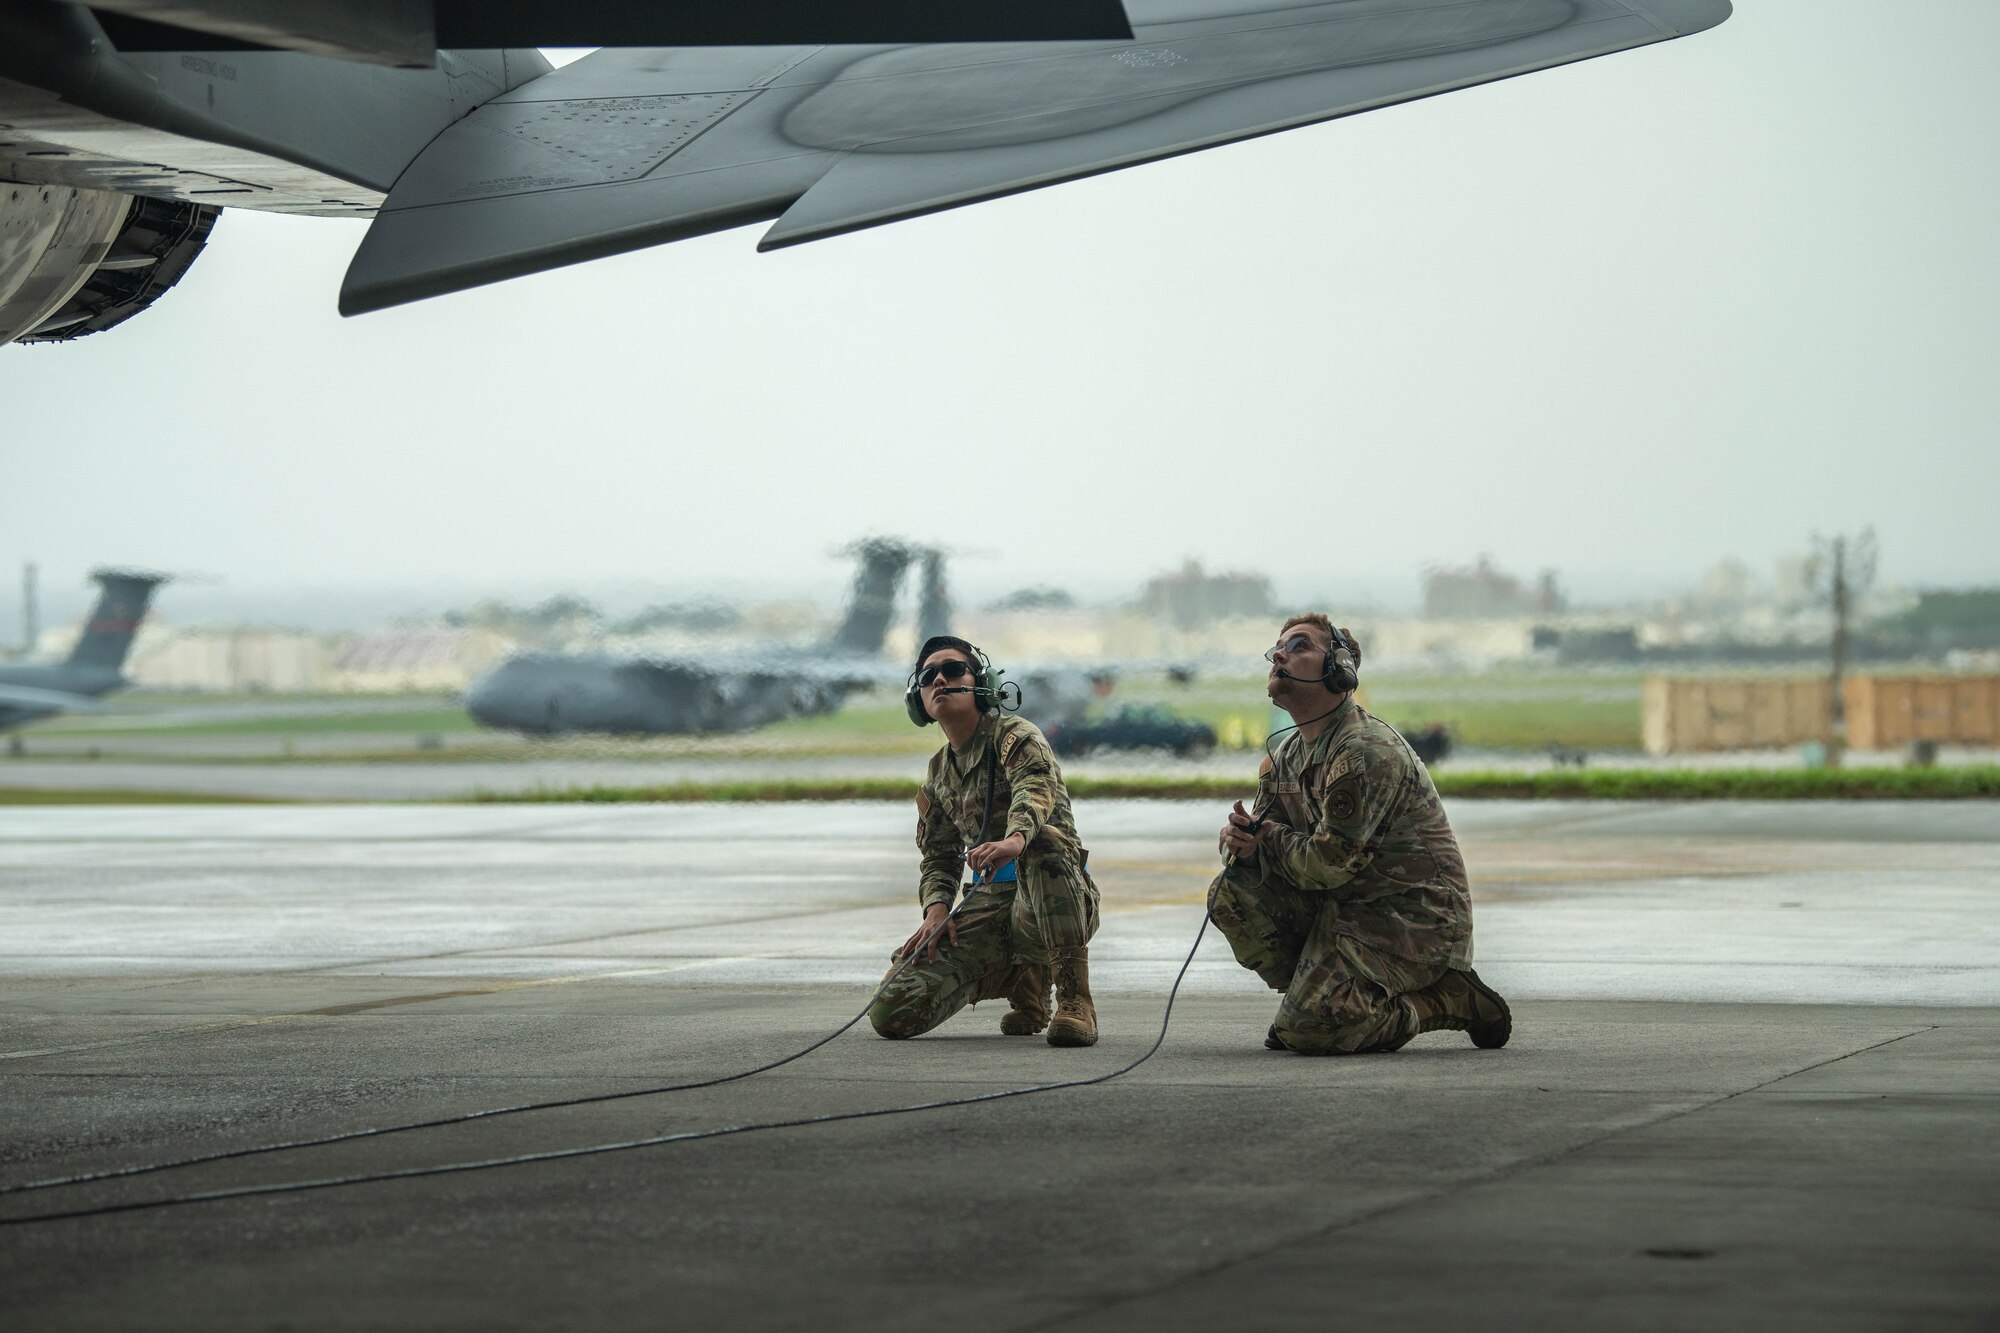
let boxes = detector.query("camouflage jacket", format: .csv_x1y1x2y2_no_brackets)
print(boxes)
1226,697,1474,966
916,713,1085,911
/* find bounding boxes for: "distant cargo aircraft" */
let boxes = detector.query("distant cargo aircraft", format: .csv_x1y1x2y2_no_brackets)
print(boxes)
465,539,916,735
0,569,167,747
2,0,1728,346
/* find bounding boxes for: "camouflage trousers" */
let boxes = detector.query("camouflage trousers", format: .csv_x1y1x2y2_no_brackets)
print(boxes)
868,863,1099,1040
1206,870,1443,1054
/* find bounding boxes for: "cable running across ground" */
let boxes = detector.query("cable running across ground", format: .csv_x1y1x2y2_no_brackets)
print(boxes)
0,916,1211,1227
0,906,983,1199
5,735,1026,1198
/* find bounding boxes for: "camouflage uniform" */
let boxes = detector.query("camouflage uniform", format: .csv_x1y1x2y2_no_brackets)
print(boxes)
1207,697,1474,1055
868,712,1100,1039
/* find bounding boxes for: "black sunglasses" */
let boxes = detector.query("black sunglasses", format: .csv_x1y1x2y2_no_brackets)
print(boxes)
918,660,975,687
1264,634,1321,663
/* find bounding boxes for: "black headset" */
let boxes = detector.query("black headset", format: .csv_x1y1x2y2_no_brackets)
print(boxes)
905,636,1018,727
1275,623,1360,694
1323,626,1360,694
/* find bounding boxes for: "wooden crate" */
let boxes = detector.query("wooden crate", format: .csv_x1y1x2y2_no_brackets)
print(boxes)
1643,676,1830,754
1955,678,1997,743
1846,676,2000,749
1845,676,1895,749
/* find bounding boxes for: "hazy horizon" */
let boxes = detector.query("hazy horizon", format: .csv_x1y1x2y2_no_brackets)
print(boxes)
0,544,1940,640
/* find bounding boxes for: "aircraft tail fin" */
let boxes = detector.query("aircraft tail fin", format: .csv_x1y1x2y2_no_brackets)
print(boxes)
65,569,167,672
917,548,953,646
829,539,912,658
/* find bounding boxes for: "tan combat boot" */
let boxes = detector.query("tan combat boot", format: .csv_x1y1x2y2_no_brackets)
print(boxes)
1403,968,1511,1048
1047,949,1098,1047
999,963,1051,1036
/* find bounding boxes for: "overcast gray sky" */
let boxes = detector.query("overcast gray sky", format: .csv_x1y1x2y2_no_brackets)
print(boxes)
3,0,1995,627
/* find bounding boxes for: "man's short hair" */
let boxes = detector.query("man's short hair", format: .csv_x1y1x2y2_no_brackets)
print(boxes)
1279,613,1361,672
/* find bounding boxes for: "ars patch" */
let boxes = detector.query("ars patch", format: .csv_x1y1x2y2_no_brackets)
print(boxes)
1324,780,1362,825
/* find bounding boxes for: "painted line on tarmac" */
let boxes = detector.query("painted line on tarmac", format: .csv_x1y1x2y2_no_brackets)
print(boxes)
1016,1023,1944,1332
72,895,909,985
0,948,837,1062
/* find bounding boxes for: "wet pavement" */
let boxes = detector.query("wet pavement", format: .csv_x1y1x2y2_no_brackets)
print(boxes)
1,800,1994,1329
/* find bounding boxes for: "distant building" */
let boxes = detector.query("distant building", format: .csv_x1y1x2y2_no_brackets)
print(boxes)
331,628,514,693
1422,556,1563,619
118,626,332,692
1137,560,1273,629
987,586,1077,613
1771,555,1817,611
951,608,1124,663
1697,558,1756,610
1363,618,1539,670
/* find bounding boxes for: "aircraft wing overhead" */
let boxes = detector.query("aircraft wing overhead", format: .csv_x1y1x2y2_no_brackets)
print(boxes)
761,0,1731,249
341,0,1729,314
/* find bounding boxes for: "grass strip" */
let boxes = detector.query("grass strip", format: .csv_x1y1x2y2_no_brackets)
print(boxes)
470,766,2000,804
7,767,1992,806
1433,766,2000,800
0,787,292,806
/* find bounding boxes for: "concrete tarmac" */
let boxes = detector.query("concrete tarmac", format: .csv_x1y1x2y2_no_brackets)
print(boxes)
1,801,1995,1330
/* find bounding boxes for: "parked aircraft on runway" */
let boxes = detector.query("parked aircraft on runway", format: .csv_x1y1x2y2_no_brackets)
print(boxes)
0,569,166,748
465,538,917,736
2,0,1728,346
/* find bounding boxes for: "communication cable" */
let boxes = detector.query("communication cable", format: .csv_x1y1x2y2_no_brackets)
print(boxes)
0,915,1211,1228
3,710,1065,1203
0,905,964,1200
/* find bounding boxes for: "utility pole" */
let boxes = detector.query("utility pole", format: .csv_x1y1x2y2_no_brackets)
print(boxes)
1809,530,1877,766
21,561,37,659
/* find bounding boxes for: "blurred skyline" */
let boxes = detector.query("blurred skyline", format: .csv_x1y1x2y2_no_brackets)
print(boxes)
3,0,1995,630
0,538,1933,638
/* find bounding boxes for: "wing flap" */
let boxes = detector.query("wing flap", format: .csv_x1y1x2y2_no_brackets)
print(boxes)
761,0,1730,249
340,48,846,313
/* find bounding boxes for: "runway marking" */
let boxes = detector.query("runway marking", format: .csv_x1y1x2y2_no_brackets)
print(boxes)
309,989,495,1016
1095,857,1878,887
0,948,841,1063
1017,1024,1944,1332
1093,862,1868,912
92,894,912,985
0,896,1198,1061
0,1013,360,1063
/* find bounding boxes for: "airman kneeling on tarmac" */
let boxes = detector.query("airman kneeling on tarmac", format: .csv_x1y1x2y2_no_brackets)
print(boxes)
1211,614,1511,1054
869,635,1101,1047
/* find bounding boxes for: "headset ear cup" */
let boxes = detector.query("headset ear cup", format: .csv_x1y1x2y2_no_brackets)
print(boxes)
1327,630,1359,693
905,675,934,727
972,650,993,714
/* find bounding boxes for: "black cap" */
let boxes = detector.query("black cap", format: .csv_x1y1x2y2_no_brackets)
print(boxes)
914,634,982,676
